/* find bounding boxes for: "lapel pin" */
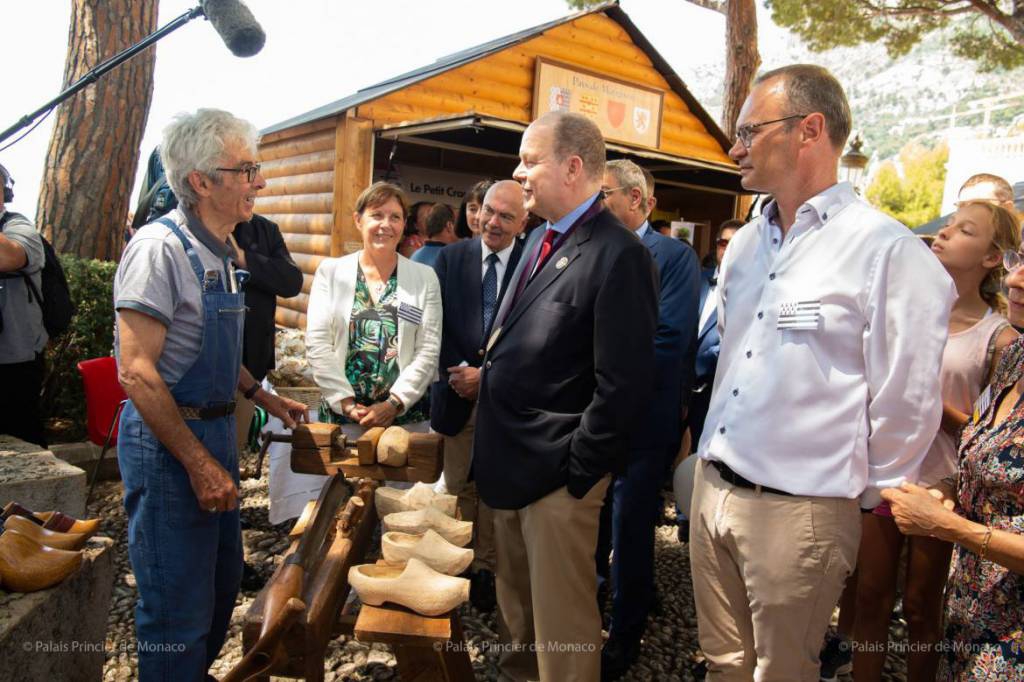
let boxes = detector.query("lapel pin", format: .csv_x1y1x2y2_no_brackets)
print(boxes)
555,256,569,270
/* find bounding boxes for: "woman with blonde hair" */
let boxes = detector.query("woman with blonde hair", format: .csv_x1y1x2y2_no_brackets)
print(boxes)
850,201,1020,681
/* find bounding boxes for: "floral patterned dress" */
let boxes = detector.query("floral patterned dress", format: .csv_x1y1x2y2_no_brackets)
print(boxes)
941,336,1024,680
317,265,427,426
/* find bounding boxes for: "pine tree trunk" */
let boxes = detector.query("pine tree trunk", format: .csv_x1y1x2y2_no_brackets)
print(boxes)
721,0,760,142
36,0,158,260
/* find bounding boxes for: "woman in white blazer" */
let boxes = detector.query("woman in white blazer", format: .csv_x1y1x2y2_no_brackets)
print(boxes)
306,182,441,433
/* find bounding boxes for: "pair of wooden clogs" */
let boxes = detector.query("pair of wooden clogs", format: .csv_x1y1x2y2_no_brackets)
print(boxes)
0,503,100,592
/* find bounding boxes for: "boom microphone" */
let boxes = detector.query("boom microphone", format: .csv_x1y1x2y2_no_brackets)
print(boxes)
201,0,266,58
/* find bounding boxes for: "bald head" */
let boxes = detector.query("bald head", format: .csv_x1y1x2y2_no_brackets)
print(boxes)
480,180,528,252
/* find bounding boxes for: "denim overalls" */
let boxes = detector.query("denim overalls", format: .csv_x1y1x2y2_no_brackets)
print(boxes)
117,218,245,680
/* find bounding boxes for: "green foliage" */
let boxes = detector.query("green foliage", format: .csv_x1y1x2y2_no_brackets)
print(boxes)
768,0,1024,71
41,255,117,439
865,141,948,227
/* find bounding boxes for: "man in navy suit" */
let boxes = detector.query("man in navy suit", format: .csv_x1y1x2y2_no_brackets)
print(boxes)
474,112,658,682
430,180,526,609
690,218,743,452
596,160,700,680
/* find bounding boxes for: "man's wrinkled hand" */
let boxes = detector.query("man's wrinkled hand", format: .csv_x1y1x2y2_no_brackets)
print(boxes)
261,393,307,429
189,454,238,512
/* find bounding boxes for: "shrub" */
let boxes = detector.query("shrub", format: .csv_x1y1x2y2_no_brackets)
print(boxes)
41,254,117,440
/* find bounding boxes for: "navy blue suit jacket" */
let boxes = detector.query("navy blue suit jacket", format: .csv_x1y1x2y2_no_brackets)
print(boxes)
474,206,659,509
634,228,700,451
695,266,721,385
429,237,523,436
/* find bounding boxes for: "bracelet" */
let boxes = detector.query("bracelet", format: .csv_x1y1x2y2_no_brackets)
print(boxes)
243,382,260,400
979,525,993,561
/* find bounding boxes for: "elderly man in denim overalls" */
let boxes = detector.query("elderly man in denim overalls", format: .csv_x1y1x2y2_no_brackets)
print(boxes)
114,109,306,681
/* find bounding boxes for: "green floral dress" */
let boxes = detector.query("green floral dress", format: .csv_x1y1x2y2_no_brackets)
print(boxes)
318,265,427,426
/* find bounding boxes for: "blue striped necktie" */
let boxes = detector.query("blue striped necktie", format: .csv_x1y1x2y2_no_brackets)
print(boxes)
481,252,499,336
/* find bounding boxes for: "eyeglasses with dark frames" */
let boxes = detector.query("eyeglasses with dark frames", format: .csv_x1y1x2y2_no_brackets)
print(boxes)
735,114,807,149
215,163,261,183
600,186,625,199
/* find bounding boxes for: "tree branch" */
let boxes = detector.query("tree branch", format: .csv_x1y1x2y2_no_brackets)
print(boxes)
853,0,976,18
965,0,1024,41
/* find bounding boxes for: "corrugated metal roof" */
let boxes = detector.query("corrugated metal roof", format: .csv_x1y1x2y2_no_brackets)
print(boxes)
260,1,731,154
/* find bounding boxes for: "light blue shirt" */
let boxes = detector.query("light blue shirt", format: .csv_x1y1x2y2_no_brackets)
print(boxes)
546,192,602,236
634,220,651,239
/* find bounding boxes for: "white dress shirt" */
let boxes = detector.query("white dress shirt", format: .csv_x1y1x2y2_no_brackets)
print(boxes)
697,182,956,508
481,239,516,300
698,267,719,332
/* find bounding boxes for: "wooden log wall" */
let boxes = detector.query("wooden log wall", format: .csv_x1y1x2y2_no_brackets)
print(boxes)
356,13,731,165
256,118,338,330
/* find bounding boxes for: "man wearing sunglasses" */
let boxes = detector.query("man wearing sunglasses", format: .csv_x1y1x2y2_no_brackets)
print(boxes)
688,65,956,681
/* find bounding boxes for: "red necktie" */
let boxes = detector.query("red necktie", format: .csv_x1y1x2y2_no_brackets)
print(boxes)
533,228,559,276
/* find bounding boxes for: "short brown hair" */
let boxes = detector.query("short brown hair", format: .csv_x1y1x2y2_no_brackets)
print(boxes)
540,112,606,180
425,204,454,238
355,182,409,220
717,218,745,239
755,64,851,150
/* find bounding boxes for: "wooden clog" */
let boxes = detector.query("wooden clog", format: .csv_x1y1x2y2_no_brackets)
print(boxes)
0,529,83,592
348,557,469,616
381,507,473,547
381,529,474,575
2,501,101,536
3,515,89,551
375,482,457,518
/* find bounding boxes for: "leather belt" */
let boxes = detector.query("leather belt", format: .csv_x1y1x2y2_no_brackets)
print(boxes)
710,460,793,497
178,402,236,421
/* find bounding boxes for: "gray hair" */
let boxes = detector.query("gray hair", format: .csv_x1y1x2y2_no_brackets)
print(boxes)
160,109,259,208
755,64,851,150
536,111,606,180
605,159,648,199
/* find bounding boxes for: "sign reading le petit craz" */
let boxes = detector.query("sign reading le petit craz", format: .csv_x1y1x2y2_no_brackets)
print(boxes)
533,58,664,149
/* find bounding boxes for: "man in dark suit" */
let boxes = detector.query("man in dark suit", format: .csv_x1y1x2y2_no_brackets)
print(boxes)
474,112,658,682
430,180,526,609
229,214,304,452
689,218,742,453
595,160,699,680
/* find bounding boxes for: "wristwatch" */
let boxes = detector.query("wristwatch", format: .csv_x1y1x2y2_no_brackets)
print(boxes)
243,382,260,400
387,394,404,412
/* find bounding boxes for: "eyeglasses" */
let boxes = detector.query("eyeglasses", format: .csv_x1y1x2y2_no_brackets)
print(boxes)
1003,249,1024,273
215,163,261,183
735,114,807,149
600,186,624,199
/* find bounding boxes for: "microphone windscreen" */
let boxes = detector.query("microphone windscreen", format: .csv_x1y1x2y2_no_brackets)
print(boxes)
201,0,266,58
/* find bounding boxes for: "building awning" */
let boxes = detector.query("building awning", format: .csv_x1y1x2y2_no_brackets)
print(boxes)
375,113,743,195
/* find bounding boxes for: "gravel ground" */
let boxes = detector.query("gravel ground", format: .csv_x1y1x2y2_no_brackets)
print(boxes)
87,455,909,681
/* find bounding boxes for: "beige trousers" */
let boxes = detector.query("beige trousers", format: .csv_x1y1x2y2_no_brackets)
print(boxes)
492,476,610,682
442,406,495,571
234,391,256,456
689,460,860,682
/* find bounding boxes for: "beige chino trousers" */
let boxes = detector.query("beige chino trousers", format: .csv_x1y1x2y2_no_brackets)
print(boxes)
689,459,860,681
442,406,495,571
493,476,610,682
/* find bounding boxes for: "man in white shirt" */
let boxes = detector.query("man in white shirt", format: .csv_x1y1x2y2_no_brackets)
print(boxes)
690,64,955,680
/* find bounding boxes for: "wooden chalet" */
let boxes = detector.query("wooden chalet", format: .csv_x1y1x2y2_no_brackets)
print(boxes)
257,2,742,328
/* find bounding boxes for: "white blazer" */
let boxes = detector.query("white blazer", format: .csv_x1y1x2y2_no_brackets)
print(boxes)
306,251,442,415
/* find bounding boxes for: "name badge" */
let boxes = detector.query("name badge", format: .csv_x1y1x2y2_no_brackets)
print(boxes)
397,301,423,326
973,385,992,424
486,326,501,353
777,300,821,331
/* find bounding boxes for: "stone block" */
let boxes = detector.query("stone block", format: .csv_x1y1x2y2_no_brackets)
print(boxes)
0,436,87,518
0,536,116,682
49,441,121,483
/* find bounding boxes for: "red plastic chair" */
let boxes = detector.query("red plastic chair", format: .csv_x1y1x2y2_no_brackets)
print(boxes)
77,357,128,504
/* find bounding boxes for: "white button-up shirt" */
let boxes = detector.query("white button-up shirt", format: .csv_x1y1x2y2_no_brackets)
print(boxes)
481,239,517,300
697,182,956,508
